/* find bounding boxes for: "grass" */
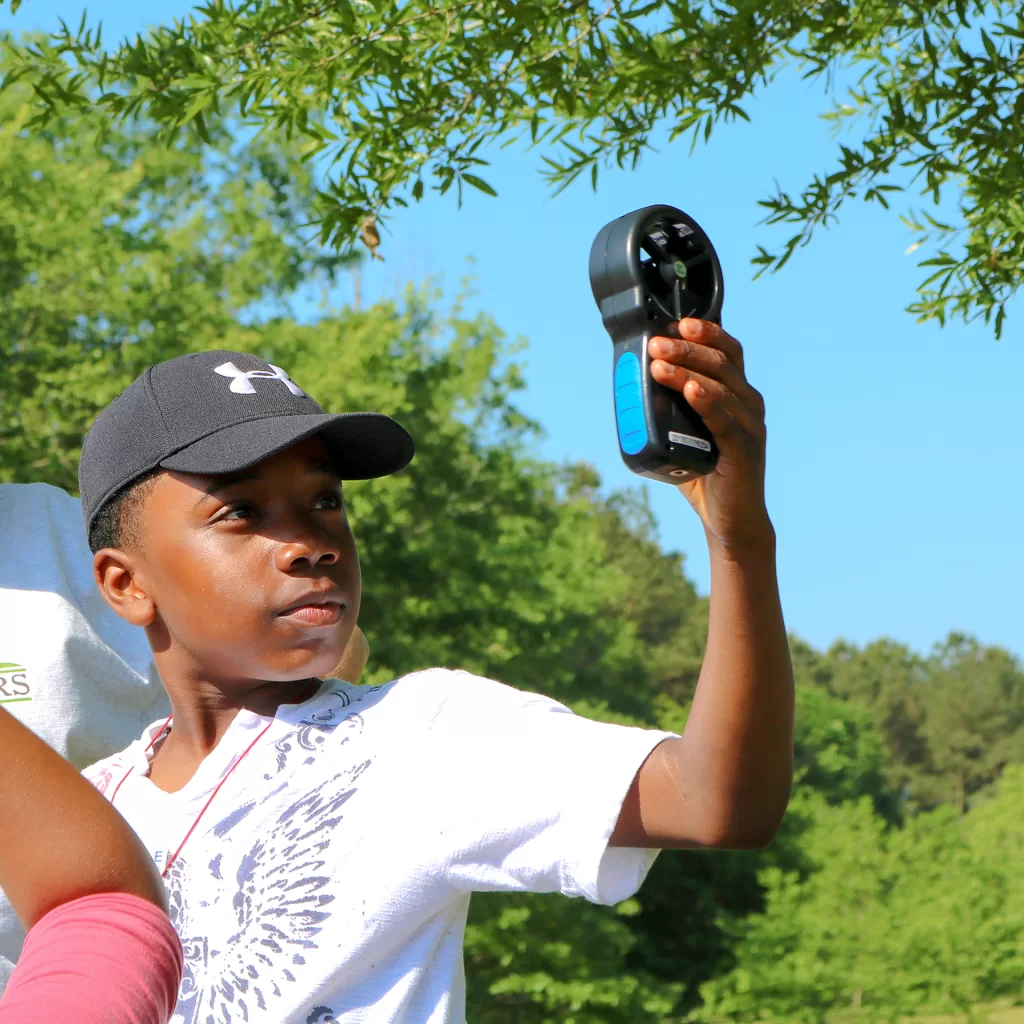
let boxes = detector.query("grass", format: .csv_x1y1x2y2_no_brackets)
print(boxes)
824,1002,1024,1024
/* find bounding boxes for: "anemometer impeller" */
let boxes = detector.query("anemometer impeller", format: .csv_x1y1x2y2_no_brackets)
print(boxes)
589,205,725,484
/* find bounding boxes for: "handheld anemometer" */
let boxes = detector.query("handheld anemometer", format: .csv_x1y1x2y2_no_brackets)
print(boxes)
589,205,725,484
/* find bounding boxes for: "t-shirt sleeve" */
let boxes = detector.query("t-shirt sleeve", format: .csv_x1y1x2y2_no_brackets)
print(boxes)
0,892,182,1024
413,671,678,906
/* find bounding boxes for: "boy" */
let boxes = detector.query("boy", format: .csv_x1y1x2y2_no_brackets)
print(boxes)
82,319,793,1023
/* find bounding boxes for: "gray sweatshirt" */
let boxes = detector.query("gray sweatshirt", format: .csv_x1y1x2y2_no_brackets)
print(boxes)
0,483,169,985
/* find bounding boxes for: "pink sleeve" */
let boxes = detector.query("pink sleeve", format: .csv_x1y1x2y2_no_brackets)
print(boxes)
0,892,182,1024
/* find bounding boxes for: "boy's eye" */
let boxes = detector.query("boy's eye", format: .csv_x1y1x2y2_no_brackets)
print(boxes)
215,490,342,523
315,491,345,511
221,503,257,521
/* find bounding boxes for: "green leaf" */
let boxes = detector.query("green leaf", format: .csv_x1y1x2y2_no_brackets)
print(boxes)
460,172,498,197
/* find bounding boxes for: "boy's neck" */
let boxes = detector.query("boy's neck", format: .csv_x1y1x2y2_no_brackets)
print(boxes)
147,676,318,794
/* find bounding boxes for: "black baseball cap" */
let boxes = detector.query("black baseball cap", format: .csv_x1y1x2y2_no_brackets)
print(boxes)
79,349,415,536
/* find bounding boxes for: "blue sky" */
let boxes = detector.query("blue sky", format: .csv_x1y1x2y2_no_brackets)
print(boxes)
5,2,1023,660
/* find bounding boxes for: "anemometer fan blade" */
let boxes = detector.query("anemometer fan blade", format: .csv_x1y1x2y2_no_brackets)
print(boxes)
680,291,702,319
641,233,672,263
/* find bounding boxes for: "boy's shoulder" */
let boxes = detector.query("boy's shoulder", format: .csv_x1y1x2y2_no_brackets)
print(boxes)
320,667,568,724
82,670,571,794
279,669,574,757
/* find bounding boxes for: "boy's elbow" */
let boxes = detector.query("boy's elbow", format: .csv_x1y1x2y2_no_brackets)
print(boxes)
715,819,782,851
693,797,790,851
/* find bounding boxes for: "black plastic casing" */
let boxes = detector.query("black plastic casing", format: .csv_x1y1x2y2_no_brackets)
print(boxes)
589,205,724,484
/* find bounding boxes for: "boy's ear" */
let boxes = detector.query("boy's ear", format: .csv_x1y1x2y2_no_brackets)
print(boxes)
93,549,157,628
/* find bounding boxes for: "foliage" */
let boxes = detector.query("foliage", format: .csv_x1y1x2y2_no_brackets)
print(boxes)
792,683,895,817
697,788,1024,1023
464,892,681,1023
3,1,1023,333
917,635,1024,813
0,77,350,490
799,635,1024,813
6,77,1024,1024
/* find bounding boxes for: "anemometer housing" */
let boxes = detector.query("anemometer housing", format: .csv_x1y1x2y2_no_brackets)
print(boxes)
589,205,724,484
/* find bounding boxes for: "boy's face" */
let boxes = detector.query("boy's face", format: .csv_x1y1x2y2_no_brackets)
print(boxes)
121,435,360,685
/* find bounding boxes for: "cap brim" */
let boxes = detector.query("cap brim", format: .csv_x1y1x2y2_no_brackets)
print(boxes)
159,412,414,480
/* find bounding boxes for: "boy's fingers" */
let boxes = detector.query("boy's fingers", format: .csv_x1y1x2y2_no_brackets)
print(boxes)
332,625,369,683
650,361,765,443
676,319,745,371
648,335,761,414
686,378,765,447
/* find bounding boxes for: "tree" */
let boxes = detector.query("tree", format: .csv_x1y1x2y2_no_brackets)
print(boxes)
572,473,709,707
791,683,896,818
0,76,350,490
464,891,681,1023
3,1,1022,334
697,790,1024,1023
801,638,933,809
801,635,1024,813
918,634,1024,812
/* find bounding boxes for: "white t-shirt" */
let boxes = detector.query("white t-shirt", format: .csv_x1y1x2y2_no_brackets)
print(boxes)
0,483,170,980
86,670,673,1024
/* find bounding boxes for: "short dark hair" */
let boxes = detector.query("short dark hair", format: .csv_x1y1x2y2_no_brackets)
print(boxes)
87,469,162,554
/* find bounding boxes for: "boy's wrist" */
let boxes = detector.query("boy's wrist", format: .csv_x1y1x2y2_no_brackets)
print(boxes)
704,516,776,567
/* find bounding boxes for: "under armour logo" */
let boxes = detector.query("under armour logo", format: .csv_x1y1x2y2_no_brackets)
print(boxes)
213,361,305,397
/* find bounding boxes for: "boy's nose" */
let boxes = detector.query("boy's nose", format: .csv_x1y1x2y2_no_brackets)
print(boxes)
276,535,341,571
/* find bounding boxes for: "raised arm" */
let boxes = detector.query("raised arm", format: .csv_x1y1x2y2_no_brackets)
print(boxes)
0,706,166,929
610,318,794,851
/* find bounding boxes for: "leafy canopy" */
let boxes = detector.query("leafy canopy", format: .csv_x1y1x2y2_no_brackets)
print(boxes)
797,634,1024,813
0,75,351,488
2,0,1022,334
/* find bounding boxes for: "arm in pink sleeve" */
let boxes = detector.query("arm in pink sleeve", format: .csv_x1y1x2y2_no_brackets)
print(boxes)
0,892,182,1024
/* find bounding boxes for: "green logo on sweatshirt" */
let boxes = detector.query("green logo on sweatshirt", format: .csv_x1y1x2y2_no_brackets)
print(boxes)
0,663,31,703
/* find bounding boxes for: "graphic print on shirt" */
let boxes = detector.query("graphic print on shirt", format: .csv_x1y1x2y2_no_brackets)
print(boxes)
265,689,366,780
166,694,376,1024
91,764,115,796
0,663,31,704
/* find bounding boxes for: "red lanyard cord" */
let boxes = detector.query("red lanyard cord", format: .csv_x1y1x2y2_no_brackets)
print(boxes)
110,712,173,805
159,718,274,877
110,713,274,878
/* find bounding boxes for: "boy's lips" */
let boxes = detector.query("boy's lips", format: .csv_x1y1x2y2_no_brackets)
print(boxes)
281,603,344,627
277,587,346,627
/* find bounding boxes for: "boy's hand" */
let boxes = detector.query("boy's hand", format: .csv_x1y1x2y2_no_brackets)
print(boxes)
648,319,770,552
331,626,370,683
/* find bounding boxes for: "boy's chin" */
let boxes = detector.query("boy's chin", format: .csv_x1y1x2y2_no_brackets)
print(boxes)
253,652,344,684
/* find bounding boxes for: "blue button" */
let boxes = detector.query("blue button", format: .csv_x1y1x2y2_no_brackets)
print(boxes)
614,352,647,456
